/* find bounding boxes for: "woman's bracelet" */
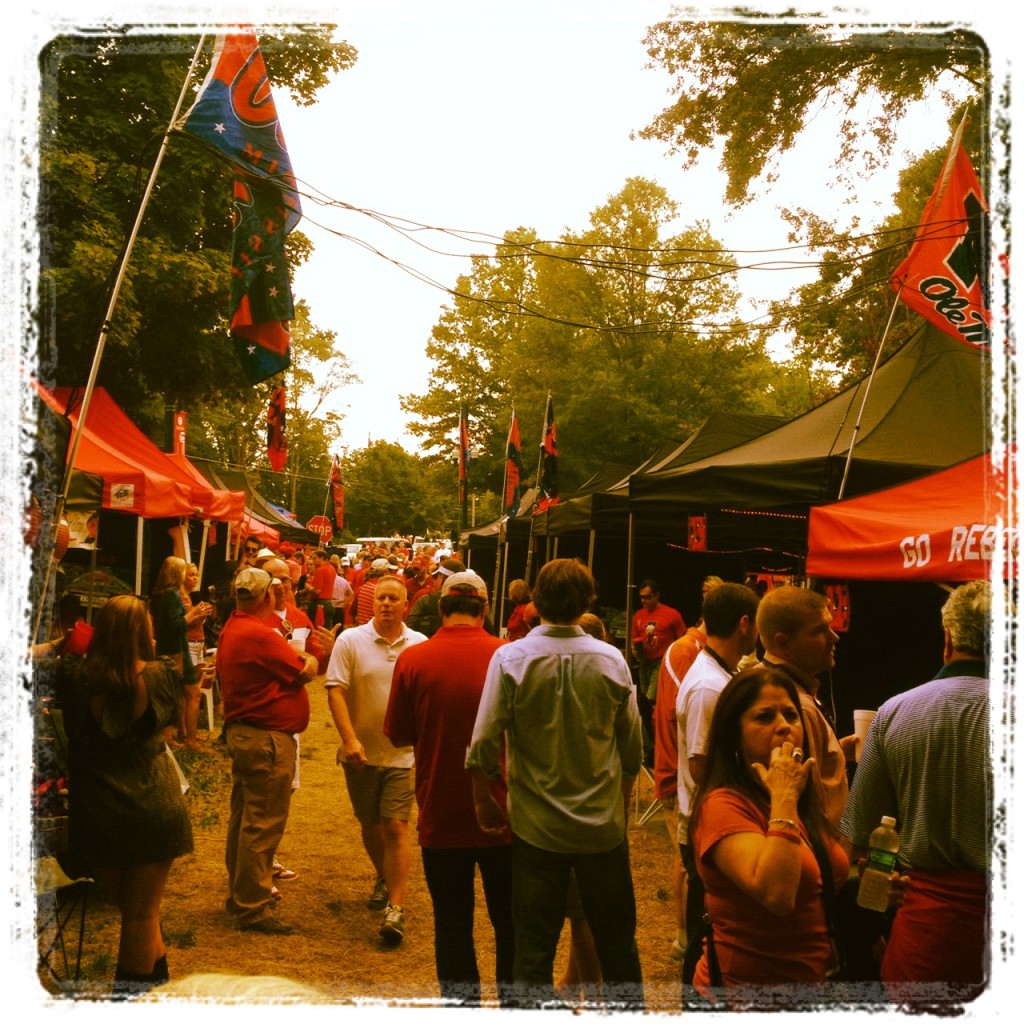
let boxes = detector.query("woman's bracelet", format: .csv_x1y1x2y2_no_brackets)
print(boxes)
766,828,801,844
768,817,799,831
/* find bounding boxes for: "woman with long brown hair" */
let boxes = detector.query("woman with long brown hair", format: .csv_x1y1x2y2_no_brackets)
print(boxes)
686,665,848,1006
64,594,193,998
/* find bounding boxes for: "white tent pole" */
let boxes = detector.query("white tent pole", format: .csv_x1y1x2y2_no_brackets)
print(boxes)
197,518,211,584
136,517,145,595
36,35,207,633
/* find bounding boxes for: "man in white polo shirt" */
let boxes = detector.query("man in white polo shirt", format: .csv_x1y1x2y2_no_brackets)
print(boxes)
325,574,427,945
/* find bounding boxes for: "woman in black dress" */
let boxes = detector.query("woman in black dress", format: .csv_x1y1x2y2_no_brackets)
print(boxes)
64,595,194,997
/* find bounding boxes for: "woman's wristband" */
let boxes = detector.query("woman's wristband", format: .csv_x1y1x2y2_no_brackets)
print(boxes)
768,817,799,831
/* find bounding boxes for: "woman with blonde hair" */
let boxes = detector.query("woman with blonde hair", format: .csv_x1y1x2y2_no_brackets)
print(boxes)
64,594,193,998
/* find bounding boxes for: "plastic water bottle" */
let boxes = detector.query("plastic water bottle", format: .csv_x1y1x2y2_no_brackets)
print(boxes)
856,815,900,912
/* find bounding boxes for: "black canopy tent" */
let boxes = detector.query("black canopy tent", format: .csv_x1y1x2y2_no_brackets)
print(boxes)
628,324,988,549
195,462,320,546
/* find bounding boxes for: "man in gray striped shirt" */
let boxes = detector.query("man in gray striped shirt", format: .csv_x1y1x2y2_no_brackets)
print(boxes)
840,580,991,1006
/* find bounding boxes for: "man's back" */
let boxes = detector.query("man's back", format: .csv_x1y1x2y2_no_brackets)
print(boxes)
385,624,506,848
470,624,640,853
842,669,990,873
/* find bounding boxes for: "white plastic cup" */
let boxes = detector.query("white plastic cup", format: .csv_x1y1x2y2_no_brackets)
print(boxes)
853,709,876,761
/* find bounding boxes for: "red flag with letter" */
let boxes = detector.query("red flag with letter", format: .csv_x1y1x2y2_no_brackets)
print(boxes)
891,117,991,349
177,29,301,382
504,409,522,517
536,394,559,513
329,454,345,531
267,386,287,472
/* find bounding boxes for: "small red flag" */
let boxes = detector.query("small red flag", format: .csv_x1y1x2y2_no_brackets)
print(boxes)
329,454,345,531
537,394,559,512
267,386,287,472
504,409,522,517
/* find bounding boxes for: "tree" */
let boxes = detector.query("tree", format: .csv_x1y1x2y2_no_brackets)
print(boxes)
403,178,783,493
637,12,988,206
340,442,453,538
36,27,357,435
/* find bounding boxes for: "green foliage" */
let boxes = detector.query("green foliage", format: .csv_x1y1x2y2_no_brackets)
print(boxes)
637,13,988,206
339,442,457,537
403,178,785,494
767,123,989,381
37,27,357,438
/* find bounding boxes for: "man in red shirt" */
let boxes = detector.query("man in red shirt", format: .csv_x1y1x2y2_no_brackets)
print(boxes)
307,548,337,625
631,579,687,702
217,568,319,934
384,571,512,1005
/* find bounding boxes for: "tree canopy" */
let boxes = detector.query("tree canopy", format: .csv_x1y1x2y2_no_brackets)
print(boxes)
37,27,357,438
637,10,989,206
402,177,806,497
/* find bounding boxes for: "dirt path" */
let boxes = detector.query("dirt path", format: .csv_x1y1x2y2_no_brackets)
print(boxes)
37,677,685,1009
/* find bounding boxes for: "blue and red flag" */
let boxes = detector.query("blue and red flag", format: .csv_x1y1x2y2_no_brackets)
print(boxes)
504,408,522,517
536,395,559,513
177,29,301,383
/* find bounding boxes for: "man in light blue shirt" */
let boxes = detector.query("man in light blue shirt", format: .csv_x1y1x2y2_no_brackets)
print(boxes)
467,558,643,1010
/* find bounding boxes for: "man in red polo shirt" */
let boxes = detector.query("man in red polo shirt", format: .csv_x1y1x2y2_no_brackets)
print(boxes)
217,568,319,934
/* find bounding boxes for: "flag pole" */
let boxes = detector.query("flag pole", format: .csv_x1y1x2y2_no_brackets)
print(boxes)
836,288,903,501
34,34,208,641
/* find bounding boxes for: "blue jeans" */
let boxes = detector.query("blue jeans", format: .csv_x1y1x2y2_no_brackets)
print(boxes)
420,845,515,1007
510,833,644,1010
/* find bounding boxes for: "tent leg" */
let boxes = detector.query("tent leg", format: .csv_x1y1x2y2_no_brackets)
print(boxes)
135,517,144,596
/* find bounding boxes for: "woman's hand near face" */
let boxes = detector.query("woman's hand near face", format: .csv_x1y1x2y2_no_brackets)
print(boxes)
751,740,815,806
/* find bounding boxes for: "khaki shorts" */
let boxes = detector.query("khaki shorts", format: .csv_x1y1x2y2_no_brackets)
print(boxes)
342,763,414,826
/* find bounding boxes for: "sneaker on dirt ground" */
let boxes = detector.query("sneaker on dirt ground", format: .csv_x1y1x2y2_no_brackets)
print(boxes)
379,903,405,944
367,877,389,910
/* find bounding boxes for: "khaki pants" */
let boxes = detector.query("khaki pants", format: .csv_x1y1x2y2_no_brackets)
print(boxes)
225,723,297,925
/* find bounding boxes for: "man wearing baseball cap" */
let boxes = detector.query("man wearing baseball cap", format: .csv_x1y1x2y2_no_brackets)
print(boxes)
384,572,513,1005
216,568,320,934
407,558,465,637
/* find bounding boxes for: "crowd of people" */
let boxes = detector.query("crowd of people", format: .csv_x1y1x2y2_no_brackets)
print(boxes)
35,536,994,1010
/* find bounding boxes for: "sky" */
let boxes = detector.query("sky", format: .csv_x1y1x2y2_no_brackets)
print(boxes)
10,0,1011,459
268,0,989,453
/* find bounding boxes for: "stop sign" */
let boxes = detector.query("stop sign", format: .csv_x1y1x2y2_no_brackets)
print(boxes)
306,514,333,542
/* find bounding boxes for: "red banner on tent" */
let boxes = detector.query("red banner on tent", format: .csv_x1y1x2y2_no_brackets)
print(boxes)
806,449,1016,581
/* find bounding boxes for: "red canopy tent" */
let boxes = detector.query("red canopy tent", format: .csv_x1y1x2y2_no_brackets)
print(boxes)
36,384,195,519
806,448,1017,581
45,385,243,522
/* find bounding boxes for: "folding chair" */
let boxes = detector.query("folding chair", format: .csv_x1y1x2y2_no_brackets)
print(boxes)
36,854,93,989
633,763,662,826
